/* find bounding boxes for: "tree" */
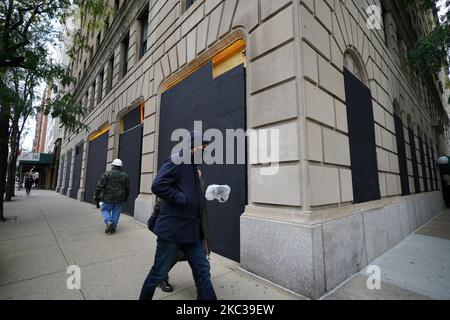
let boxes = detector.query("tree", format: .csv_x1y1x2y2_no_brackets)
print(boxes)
0,0,111,222
402,0,450,81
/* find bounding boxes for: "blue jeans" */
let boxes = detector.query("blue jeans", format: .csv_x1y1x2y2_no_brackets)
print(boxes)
139,239,216,300
101,203,122,229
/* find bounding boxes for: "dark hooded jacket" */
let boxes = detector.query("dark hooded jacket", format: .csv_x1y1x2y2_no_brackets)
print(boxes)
152,131,210,248
151,150,209,245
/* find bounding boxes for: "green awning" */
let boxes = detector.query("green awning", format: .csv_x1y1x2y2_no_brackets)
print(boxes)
19,153,53,166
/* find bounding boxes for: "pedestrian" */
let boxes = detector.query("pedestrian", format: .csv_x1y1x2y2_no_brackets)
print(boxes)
33,171,39,187
139,131,216,300
94,159,130,235
24,173,34,196
150,169,209,295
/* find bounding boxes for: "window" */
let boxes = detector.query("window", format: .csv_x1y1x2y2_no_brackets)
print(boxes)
115,0,120,14
184,0,197,12
84,92,89,111
97,71,104,103
343,50,380,203
83,60,87,77
139,8,149,59
105,17,110,31
121,33,130,78
96,33,101,52
106,56,114,94
90,81,95,111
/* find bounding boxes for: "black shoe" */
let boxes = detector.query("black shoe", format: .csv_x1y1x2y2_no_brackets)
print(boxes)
105,223,114,234
159,278,174,293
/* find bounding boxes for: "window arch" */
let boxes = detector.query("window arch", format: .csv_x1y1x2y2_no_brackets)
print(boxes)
344,48,368,84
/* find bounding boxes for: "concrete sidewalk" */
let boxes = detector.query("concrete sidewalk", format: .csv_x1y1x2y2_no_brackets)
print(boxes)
0,189,302,300
324,209,450,300
1,190,449,300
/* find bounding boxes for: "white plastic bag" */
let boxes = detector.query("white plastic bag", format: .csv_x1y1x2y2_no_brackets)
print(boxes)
205,185,231,203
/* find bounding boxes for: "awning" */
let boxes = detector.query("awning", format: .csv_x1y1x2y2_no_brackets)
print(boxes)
18,153,53,166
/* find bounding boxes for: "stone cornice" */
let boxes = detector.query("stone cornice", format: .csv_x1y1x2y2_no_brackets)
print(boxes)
72,0,148,101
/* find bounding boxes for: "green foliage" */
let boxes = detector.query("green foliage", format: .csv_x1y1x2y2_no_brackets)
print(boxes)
0,0,110,134
401,0,450,78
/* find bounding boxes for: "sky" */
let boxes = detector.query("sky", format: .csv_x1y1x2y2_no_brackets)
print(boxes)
21,27,64,153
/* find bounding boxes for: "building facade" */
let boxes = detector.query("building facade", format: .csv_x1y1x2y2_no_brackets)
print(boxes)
57,0,449,298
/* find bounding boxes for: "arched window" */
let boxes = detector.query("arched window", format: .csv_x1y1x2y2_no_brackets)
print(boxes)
393,101,410,195
417,126,428,192
407,116,421,193
343,49,380,203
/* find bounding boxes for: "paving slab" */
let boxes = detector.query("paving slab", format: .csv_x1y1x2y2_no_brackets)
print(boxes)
324,275,431,300
0,244,68,286
0,271,84,300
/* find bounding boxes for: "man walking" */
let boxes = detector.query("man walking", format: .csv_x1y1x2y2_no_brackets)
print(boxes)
139,131,216,300
94,159,130,235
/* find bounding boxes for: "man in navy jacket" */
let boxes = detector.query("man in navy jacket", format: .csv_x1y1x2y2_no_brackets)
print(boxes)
139,131,216,300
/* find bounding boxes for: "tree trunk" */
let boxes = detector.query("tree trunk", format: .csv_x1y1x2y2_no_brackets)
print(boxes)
5,132,19,201
0,105,11,222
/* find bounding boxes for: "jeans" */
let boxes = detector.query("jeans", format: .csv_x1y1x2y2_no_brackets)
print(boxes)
101,203,122,229
139,239,216,300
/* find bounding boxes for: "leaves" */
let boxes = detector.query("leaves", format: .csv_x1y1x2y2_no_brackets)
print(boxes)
0,0,111,135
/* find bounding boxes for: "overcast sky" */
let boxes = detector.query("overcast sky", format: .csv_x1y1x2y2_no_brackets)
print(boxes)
21,27,64,153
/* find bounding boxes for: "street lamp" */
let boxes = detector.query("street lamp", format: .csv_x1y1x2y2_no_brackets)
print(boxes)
438,156,449,165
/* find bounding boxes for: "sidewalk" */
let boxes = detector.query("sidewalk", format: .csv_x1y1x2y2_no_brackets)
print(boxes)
1,190,449,300
324,208,450,300
0,189,302,300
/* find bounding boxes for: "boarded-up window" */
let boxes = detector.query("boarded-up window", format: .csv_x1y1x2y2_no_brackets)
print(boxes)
394,114,410,195
409,129,421,193
418,138,428,192
344,68,380,203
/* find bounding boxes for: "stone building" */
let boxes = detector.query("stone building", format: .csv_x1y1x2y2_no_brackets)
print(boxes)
57,0,449,298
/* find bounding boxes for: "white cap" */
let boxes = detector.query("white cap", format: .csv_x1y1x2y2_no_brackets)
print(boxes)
112,159,123,167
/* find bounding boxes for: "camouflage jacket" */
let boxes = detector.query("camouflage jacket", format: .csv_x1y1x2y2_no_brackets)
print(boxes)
95,167,130,204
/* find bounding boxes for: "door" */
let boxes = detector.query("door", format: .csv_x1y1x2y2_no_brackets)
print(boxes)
344,68,381,203
64,149,72,195
85,130,109,204
70,142,84,199
118,107,143,216
158,62,246,262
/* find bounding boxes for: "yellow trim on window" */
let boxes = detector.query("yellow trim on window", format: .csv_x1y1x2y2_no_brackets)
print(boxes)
89,125,110,141
164,39,246,92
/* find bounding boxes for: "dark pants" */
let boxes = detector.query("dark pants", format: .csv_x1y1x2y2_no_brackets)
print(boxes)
139,239,216,300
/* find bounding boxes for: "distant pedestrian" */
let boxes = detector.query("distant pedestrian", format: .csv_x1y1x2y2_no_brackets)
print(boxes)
24,174,34,196
33,171,39,187
94,159,130,235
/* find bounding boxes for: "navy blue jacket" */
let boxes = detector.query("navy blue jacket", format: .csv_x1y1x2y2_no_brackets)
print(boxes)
152,153,204,243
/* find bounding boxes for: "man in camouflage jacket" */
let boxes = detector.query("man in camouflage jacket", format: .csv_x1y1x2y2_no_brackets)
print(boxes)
94,159,130,234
